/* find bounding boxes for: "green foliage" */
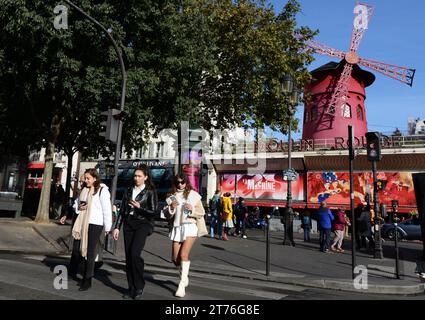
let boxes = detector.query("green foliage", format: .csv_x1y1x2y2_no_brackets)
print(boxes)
0,0,316,155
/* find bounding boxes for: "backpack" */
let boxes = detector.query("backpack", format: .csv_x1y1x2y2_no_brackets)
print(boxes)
210,196,221,213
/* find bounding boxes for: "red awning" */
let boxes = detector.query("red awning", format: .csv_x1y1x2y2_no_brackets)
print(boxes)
27,162,45,169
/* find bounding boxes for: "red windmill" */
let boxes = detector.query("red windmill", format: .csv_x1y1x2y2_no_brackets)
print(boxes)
302,2,415,144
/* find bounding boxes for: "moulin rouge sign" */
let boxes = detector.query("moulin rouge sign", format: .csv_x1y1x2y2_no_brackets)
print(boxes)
254,135,397,153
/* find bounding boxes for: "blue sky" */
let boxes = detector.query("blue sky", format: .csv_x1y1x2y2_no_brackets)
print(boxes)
267,0,425,139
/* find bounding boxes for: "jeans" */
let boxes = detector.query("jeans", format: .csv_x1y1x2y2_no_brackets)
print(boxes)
210,215,223,238
303,227,311,242
319,228,331,252
235,216,247,236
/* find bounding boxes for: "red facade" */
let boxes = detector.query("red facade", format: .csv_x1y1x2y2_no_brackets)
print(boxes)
302,62,375,142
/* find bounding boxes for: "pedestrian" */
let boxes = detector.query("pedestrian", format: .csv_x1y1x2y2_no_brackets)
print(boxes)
53,182,66,220
71,168,112,291
165,173,207,298
221,192,234,241
209,190,222,239
330,207,348,252
60,175,86,281
281,207,296,246
316,202,334,253
234,197,248,239
112,165,158,300
356,204,375,251
301,208,312,242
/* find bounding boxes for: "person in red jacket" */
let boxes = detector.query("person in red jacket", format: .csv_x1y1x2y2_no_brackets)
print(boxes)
331,208,348,253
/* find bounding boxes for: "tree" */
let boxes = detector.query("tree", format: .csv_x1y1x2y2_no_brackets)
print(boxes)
0,0,124,223
111,0,316,147
0,0,316,223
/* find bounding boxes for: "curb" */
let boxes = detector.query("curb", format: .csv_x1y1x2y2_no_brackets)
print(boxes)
105,258,425,296
3,249,424,295
31,225,67,253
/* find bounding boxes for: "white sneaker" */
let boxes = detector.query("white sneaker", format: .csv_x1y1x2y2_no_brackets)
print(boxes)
242,235,247,239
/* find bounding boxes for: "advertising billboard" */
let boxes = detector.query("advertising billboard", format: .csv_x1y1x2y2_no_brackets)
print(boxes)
307,171,417,208
219,174,305,201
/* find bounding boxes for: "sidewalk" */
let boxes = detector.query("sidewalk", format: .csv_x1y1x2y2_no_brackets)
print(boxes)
1,217,424,295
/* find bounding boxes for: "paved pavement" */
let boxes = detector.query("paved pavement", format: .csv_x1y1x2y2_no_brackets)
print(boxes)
1,217,425,298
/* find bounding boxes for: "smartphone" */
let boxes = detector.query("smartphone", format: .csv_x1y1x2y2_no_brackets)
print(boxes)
166,196,178,205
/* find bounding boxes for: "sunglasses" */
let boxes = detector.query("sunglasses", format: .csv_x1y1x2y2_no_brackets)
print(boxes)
176,180,186,185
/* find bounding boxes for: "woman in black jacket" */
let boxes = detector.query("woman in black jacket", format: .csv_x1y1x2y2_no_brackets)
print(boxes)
112,165,158,300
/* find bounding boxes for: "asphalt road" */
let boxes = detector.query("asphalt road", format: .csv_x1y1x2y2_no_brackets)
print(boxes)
0,252,424,301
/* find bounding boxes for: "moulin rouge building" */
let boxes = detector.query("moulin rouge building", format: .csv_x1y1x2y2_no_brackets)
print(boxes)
207,62,424,214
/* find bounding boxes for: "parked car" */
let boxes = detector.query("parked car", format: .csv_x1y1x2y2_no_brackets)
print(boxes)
380,218,422,241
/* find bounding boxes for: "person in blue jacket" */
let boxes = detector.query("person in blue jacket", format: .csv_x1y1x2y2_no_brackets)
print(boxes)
316,202,334,253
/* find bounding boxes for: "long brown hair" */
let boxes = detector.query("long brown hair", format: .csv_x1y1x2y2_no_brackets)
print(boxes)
134,165,155,190
85,168,101,195
172,173,193,199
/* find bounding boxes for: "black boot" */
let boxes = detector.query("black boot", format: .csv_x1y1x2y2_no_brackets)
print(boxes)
79,277,92,291
122,289,135,300
133,289,144,300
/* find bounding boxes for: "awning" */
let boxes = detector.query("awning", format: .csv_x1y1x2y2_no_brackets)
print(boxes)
27,162,44,169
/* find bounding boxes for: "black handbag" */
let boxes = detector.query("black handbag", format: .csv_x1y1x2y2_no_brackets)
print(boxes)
104,233,117,255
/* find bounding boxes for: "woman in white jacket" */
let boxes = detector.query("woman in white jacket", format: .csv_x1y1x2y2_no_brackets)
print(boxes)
166,173,207,298
72,168,112,291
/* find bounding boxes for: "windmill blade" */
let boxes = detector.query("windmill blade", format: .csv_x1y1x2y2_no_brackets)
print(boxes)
305,39,345,60
349,2,375,52
326,63,354,116
359,57,416,86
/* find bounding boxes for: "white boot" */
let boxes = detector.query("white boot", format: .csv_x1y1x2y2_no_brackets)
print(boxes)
175,261,190,297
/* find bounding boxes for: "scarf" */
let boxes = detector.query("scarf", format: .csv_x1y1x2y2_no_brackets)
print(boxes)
72,186,94,258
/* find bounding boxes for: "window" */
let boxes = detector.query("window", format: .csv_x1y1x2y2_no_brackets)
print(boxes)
357,105,363,121
156,142,165,158
311,106,318,121
342,104,352,118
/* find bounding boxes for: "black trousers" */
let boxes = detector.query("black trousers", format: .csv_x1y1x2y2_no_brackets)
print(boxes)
123,217,152,293
81,224,104,280
69,214,81,276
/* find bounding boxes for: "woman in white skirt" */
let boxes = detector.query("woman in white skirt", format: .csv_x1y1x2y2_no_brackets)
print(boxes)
166,173,207,298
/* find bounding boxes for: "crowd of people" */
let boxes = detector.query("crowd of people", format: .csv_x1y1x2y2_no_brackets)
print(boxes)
58,167,389,299
60,166,208,300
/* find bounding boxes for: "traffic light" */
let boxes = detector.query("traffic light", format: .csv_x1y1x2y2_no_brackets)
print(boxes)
391,199,399,212
380,203,388,219
365,132,382,162
376,180,387,191
99,109,121,143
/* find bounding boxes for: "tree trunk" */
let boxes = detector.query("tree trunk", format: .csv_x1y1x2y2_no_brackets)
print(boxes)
34,141,55,224
35,114,63,224
64,148,75,213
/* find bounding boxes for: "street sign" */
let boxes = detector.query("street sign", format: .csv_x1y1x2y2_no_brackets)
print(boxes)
283,168,298,181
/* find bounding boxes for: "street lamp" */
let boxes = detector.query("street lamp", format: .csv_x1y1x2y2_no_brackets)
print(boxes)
63,0,127,205
281,74,300,245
